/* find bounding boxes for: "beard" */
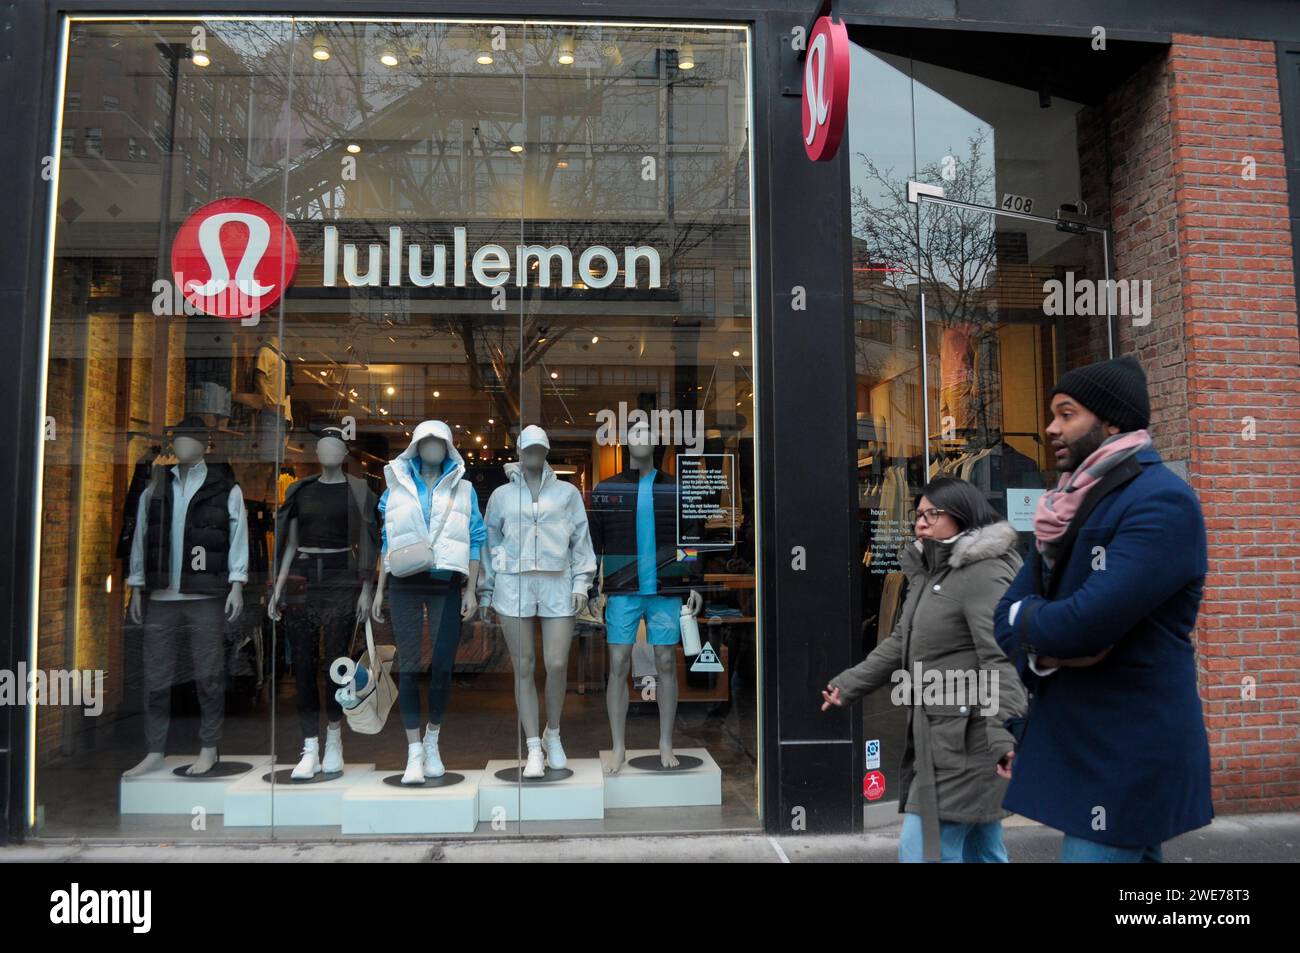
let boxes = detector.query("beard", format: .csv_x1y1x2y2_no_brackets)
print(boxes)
1060,422,1111,472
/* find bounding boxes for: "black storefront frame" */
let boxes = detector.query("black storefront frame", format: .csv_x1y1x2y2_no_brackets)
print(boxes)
4,0,1300,845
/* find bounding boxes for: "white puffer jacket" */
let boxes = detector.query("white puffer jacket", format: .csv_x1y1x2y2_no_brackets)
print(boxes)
381,419,475,576
478,461,597,600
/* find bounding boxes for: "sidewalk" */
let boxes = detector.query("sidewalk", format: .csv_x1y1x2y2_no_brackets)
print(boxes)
2,812,1295,862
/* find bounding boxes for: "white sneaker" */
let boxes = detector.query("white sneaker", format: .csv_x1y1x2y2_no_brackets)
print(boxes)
401,742,425,785
292,738,322,780
422,725,445,778
322,726,344,774
542,725,567,770
523,738,546,778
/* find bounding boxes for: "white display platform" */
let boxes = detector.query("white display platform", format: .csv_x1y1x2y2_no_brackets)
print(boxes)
119,755,272,815
340,770,482,835
600,748,723,809
477,758,604,822
223,763,376,827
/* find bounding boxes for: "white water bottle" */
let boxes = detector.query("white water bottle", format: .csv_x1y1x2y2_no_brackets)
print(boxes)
679,605,702,656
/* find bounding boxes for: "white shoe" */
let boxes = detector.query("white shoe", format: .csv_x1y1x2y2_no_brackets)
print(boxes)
322,726,343,774
401,742,425,785
523,738,546,778
422,726,445,778
292,738,322,780
542,725,567,770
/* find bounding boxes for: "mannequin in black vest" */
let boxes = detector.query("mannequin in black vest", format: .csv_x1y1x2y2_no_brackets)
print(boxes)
124,418,248,777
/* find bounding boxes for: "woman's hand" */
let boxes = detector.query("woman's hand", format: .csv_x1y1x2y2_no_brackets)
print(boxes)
268,584,284,622
996,750,1015,780
820,683,844,711
461,587,477,620
370,585,385,623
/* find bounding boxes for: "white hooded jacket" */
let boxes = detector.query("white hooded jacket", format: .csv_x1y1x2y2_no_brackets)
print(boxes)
380,419,478,576
478,461,597,600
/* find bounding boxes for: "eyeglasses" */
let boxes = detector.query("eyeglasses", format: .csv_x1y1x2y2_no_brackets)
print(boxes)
908,507,948,525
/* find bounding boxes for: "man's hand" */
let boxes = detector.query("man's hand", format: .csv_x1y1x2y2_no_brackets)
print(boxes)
1038,646,1112,669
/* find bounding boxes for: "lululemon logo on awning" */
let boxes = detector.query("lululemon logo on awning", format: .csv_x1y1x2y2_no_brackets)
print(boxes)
171,197,299,319
801,15,849,162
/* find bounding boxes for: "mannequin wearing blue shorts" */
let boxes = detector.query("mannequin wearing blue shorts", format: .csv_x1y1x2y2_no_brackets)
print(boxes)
591,429,701,775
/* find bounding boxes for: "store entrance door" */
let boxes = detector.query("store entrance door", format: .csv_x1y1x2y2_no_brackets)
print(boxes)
853,188,1114,818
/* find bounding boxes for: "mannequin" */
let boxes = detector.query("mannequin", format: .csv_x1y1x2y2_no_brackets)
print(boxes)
478,425,597,778
269,426,379,779
371,420,486,785
124,416,249,777
588,419,702,774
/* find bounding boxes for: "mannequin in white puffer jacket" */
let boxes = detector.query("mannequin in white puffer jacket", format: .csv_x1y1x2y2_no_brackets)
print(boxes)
479,425,597,778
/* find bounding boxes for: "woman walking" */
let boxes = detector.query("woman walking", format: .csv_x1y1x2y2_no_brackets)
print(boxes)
822,477,1027,862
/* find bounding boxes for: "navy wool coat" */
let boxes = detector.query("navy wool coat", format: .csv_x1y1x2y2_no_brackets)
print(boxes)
994,445,1214,847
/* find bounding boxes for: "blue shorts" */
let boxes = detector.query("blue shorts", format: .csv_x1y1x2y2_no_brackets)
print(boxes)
604,594,681,645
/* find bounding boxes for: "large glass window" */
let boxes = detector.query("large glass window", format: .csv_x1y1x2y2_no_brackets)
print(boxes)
33,17,757,839
847,39,1113,817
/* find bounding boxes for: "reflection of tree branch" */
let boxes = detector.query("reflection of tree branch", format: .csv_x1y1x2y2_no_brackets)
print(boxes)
851,127,997,327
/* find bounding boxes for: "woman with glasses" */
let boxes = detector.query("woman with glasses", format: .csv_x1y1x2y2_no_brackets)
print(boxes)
821,477,1028,862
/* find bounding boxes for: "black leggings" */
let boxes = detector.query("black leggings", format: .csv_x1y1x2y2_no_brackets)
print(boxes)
388,572,463,730
284,551,361,738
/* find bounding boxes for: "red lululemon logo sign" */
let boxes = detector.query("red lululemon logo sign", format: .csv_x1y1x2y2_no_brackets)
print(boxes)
171,197,299,319
864,770,885,801
802,15,849,162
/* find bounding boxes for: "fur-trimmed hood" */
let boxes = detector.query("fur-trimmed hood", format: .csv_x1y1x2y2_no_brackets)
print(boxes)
947,520,1021,569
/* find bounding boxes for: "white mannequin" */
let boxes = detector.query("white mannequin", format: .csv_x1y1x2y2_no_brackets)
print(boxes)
269,433,374,778
371,432,481,758
602,423,702,774
124,433,244,778
480,429,592,777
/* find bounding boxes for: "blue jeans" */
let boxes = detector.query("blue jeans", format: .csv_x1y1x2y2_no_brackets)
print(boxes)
1060,834,1164,863
898,812,1009,863
899,811,1008,863
388,572,463,730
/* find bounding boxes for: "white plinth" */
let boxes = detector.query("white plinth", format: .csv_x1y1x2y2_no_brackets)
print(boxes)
477,758,605,822
223,763,376,827
600,748,722,809
340,770,482,834
119,755,272,815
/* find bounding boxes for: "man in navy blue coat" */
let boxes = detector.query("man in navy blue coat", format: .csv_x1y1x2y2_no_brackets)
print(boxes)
994,355,1213,862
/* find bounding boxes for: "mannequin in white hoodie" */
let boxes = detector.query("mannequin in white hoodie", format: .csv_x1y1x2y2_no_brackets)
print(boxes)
478,425,597,778
371,420,486,785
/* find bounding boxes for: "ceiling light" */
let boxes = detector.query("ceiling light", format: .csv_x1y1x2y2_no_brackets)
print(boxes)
346,142,361,154
380,49,399,68
191,51,210,68
557,32,576,66
386,385,395,395
509,143,524,154
678,41,695,70
312,33,331,61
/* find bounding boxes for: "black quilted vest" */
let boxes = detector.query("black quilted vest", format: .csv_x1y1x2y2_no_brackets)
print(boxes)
143,463,236,595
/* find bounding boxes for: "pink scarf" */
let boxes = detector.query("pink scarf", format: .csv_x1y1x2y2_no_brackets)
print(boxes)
1033,429,1151,566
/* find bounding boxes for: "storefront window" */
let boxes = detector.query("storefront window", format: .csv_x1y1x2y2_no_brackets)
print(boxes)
34,16,757,838
848,40,1113,814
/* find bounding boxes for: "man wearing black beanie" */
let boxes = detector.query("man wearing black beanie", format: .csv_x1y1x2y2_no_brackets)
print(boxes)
993,355,1213,862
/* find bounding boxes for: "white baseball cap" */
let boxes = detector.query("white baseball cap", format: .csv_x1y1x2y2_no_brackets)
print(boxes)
518,425,550,451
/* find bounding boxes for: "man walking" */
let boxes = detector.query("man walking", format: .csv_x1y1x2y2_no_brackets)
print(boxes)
994,355,1213,862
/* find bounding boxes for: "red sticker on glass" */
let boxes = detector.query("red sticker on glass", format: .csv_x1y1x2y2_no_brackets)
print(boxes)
171,196,299,319
864,770,886,801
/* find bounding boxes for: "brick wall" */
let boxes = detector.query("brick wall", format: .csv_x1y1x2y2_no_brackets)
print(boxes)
1106,36,1300,813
